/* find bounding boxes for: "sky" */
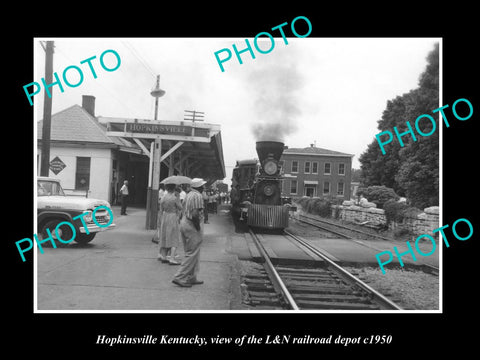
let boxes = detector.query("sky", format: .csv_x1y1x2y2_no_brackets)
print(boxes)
34,37,439,184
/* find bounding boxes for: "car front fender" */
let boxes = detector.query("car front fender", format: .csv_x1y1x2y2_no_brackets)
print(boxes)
37,211,76,232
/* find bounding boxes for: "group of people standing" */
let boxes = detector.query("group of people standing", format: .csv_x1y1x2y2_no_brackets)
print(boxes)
156,178,207,288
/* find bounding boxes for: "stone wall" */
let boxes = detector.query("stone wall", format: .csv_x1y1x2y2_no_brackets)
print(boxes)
332,201,439,237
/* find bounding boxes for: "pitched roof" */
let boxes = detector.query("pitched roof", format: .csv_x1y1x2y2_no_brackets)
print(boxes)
37,105,115,144
283,146,353,157
37,105,141,152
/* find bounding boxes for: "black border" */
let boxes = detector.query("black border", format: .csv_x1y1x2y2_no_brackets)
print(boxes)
6,5,478,355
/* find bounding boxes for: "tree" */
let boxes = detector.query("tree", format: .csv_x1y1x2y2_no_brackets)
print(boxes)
395,44,439,208
359,43,439,208
360,93,413,196
351,168,362,182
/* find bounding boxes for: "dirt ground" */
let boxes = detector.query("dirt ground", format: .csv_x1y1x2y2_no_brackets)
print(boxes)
344,266,439,310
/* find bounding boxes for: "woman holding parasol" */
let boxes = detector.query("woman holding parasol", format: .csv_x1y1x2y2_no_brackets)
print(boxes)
157,176,191,265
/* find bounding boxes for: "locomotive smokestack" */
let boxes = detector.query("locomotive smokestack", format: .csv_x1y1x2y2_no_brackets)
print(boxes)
256,141,285,163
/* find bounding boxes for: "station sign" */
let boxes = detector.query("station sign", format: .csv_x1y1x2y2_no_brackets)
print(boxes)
101,117,219,143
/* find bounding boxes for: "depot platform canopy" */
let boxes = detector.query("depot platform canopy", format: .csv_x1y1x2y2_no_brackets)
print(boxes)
100,117,226,183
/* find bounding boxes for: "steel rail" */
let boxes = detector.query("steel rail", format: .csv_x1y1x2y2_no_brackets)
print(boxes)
284,229,403,310
248,229,300,310
297,213,396,242
295,215,352,239
295,214,440,276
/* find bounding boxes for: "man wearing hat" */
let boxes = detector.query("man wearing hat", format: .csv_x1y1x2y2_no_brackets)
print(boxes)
172,178,206,287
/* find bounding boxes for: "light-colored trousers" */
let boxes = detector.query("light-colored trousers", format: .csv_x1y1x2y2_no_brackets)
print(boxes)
173,217,203,283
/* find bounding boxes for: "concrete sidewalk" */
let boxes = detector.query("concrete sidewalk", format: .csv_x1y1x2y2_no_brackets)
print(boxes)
37,205,243,311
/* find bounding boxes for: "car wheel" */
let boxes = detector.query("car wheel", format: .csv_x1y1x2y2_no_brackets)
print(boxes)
75,233,96,244
41,219,75,245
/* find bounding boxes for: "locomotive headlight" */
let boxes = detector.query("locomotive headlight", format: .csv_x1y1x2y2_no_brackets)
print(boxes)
263,184,275,196
264,160,278,175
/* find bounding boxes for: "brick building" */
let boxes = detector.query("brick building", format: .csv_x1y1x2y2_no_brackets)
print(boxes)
280,144,354,200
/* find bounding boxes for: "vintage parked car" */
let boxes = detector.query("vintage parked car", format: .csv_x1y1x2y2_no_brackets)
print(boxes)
37,176,115,244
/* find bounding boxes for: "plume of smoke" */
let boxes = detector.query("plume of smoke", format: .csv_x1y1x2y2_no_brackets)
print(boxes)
246,58,304,142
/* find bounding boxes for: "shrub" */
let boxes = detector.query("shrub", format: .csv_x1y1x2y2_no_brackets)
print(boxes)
402,206,423,219
383,199,408,225
313,198,332,217
297,196,332,218
332,205,341,219
296,196,310,209
357,185,399,209
305,197,321,214
384,199,423,226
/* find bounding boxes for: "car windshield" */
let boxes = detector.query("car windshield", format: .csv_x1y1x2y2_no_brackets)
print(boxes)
38,180,65,196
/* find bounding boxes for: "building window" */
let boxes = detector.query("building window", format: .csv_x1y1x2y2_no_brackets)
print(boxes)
279,160,284,174
290,180,297,195
312,162,318,174
337,182,345,196
304,161,311,174
291,160,298,173
324,163,331,175
75,157,91,190
339,163,345,175
323,181,330,195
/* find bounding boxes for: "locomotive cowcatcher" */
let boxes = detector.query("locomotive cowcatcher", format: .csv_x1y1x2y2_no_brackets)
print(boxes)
231,141,294,229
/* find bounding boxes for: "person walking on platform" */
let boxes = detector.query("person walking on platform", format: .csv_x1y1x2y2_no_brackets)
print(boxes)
157,183,183,265
208,191,217,214
120,180,129,215
172,178,206,287
152,184,167,244
202,189,209,224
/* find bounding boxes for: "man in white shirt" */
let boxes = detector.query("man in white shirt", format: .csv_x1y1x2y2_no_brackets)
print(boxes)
120,180,129,215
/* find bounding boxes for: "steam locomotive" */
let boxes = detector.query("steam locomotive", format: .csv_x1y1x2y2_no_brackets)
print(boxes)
231,141,294,229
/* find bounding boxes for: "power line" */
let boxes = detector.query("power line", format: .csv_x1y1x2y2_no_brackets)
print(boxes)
121,41,157,78
51,43,139,117
120,42,168,120
120,41,161,119
37,41,159,119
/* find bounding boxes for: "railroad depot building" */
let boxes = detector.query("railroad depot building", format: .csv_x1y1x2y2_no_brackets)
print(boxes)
280,145,354,200
37,95,225,206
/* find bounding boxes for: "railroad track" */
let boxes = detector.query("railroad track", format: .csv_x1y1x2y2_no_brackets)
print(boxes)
293,213,440,276
245,229,402,310
295,213,394,241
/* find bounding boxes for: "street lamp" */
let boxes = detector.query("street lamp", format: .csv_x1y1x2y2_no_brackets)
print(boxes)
151,75,166,120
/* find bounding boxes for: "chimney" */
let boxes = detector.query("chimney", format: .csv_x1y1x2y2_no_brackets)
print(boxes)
256,141,285,163
82,95,96,117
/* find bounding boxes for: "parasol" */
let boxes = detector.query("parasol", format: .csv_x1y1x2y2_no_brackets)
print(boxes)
160,175,192,185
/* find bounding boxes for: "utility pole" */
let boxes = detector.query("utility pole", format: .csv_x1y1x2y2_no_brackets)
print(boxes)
40,41,54,176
